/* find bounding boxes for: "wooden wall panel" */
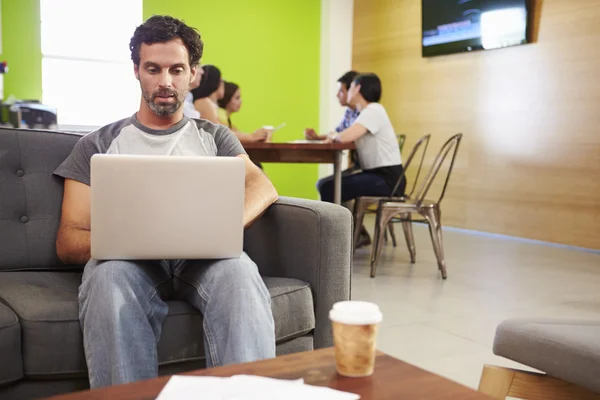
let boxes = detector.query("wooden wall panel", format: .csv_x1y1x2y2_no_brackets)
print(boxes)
353,0,600,249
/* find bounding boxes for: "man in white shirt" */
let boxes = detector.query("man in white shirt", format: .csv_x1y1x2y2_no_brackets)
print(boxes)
318,73,405,204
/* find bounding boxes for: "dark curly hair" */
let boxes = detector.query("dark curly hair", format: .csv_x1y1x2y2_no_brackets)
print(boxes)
353,73,382,103
337,70,359,90
129,15,203,67
218,81,240,109
191,65,221,100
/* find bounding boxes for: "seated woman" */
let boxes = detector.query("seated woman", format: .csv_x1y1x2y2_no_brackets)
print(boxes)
191,65,224,124
317,73,406,203
217,81,271,142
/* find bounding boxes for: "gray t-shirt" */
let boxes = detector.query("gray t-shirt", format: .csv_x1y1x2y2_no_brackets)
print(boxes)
54,114,245,185
354,102,402,170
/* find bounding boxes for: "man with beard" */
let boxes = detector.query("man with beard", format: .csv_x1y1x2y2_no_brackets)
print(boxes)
53,15,278,388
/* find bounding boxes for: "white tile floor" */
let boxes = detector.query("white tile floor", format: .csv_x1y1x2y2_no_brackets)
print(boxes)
351,221,600,390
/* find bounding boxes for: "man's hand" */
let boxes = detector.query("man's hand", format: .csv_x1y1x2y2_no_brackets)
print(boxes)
251,128,271,142
305,128,330,141
304,128,317,139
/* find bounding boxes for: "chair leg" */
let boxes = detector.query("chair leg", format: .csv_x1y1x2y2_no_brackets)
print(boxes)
352,198,367,253
479,365,600,400
388,223,397,247
478,365,515,399
401,213,416,263
370,207,398,278
421,205,447,279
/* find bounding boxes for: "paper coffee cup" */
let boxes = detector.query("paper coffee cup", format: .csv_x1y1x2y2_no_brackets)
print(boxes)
262,125,274,142
329,301,382,377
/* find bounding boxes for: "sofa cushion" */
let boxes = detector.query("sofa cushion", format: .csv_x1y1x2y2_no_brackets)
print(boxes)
0,128,83,272
0,302,23,385
0,271,314,377
494,318,600,394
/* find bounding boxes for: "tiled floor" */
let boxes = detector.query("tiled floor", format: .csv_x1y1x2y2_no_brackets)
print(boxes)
351,221,600,390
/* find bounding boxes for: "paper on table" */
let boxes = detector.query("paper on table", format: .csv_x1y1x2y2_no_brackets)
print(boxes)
156,375,360,400
289,139,326,144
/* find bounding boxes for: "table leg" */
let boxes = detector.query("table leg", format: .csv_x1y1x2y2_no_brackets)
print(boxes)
333,150,342,205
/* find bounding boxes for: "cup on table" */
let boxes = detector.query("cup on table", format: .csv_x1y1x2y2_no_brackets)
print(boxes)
329,301,382,377
262,125,274,142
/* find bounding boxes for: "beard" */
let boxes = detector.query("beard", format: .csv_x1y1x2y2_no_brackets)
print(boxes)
142,87,186,117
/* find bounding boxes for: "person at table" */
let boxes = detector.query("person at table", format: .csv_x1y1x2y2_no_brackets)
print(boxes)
317,73,406,204
217,81,271,143
191,64,224,124
304,70,360,140
182,61,203,119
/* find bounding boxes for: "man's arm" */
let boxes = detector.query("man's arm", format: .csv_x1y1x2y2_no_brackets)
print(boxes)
325,123,369,143
56,179,92,265
238,154,278,228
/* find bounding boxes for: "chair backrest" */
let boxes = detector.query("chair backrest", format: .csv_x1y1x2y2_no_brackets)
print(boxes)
396,134,407,153
413,133,463,205
0,127,83,271
390,134,431,197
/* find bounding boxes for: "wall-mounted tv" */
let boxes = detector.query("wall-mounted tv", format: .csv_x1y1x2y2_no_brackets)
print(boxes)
422,0,530,57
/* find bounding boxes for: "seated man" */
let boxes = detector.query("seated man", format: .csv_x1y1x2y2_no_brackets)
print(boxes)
317,73,405,205
304,70,360,141
53,15,278,389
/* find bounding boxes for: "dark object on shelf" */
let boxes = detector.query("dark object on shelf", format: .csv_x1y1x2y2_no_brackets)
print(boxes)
1,101,57,129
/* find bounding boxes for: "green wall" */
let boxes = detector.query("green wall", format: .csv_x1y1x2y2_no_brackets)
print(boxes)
143,0,321,199
0,0,42,100
0,0,321,199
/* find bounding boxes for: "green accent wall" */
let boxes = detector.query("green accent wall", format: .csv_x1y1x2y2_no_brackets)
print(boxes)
143,0,321,199
1,0,321,199
0,0,42,100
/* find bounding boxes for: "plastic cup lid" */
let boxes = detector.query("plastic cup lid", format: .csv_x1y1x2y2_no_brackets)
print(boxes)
329,301,383,325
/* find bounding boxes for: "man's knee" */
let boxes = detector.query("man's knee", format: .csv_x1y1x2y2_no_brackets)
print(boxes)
79,260,162,312
82,260,138,293
211,257,270,302
317,178,334,200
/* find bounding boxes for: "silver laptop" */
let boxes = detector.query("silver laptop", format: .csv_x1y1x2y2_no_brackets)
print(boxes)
90,154,245,260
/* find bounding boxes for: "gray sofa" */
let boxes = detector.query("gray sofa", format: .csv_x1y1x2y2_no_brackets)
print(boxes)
0,127,352,400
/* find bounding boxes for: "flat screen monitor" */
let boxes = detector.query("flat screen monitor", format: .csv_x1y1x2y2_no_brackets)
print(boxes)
422,0,530,57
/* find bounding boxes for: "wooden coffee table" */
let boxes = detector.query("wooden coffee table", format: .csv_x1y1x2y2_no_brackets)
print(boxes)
46,348,492,399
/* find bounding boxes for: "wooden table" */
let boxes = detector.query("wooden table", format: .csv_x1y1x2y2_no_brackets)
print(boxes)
46,348,493,400
243,141,355,204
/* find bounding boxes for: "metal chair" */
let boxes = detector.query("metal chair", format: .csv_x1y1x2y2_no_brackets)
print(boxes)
352,134,431,252
370,133,463,279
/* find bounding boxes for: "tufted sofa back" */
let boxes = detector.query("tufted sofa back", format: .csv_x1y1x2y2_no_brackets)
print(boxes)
0,127,83,271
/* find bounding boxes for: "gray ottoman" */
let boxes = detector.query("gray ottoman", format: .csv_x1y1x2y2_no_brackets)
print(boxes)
479,318,600,399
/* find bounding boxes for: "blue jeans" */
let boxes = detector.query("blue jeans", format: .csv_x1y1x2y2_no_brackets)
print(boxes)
78,253,275,388
317,171,392,203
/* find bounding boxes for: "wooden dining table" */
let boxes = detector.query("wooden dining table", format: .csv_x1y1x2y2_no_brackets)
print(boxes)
243,141,356,204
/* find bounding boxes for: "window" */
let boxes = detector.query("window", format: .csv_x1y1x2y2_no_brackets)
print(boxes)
41,0,142,127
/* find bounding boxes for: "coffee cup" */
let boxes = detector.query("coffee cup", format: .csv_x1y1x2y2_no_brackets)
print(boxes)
329,301,382,377
262,125,274,142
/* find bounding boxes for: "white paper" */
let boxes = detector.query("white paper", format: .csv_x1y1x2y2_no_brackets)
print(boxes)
289,139,326,144
156,374,360,400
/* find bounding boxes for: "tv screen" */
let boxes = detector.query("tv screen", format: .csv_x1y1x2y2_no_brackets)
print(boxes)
422,0,530,57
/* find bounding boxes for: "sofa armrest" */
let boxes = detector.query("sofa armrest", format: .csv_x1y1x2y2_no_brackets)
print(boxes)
244,197,352,349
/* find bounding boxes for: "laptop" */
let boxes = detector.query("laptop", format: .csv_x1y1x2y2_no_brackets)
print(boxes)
90,154,245,260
